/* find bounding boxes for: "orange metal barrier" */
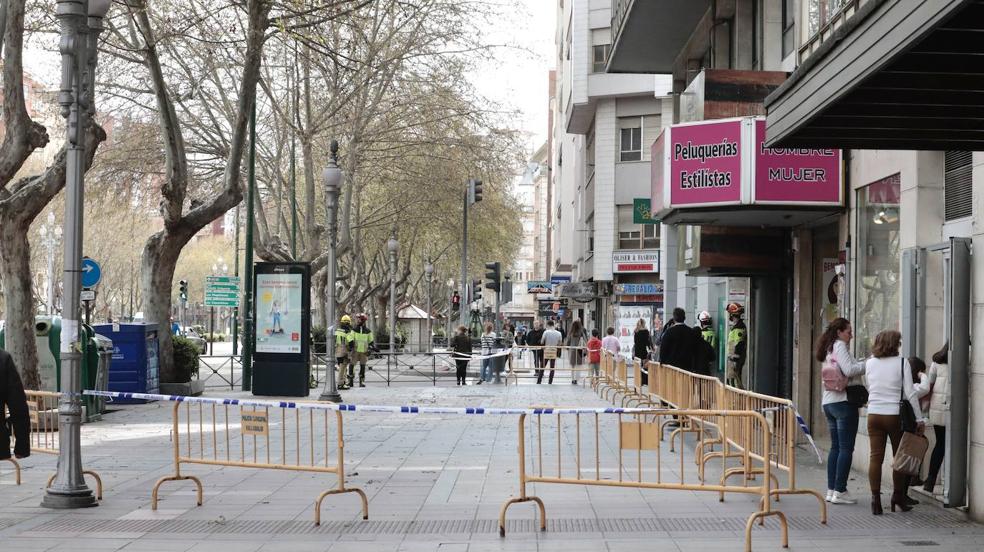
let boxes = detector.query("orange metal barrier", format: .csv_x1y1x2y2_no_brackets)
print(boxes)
499,408,788,552
602,361,826,524
507,346,589,385
2,391,103,498
153,400,367,525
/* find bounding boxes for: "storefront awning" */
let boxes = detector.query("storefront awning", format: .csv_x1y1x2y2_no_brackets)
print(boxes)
765,0,983,150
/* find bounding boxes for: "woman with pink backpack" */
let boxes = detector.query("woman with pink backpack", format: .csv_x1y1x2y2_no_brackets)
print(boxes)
816,318,867,505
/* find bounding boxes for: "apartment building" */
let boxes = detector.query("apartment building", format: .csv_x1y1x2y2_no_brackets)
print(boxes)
608,0,981,518
551,0,671,335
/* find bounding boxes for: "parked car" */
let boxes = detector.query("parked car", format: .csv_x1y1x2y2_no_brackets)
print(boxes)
180,326,208,354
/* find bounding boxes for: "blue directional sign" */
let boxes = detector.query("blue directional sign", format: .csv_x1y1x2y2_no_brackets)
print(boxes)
81,257,102,288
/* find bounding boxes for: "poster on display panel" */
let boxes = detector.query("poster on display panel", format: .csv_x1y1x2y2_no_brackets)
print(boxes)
616,305,653,359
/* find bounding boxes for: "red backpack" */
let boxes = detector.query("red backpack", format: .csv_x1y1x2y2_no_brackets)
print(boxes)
821,353,848,392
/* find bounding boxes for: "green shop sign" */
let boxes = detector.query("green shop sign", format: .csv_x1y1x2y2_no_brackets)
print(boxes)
633,198,658,224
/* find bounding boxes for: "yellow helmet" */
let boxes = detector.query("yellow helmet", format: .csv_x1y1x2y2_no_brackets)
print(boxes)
341,315,352,324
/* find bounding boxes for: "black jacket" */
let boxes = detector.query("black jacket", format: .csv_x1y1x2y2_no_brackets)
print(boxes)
0,350,30,460
450,334,472,359
633,329,652,359
658,323,697,372
526,328,544,348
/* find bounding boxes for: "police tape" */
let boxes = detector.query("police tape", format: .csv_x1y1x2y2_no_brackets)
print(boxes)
82,390,670,415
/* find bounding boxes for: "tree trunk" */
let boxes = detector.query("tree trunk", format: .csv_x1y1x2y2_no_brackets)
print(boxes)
140,230,191,383
0,223,40,389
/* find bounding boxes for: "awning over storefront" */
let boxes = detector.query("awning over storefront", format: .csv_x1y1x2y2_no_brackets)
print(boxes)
765,0,983,150
608,0,709,73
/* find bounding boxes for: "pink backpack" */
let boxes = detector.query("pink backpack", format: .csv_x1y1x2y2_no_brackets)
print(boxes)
821,353,848,392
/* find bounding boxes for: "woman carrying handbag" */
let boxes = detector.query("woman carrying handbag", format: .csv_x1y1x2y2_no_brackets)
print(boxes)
864,330,927,515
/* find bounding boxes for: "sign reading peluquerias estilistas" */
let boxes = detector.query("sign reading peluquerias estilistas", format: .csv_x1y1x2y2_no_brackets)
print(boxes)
651,117,842,211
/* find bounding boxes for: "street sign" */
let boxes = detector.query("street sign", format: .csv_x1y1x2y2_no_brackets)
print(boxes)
80,289,95,301
81,257,101,288
205,275,241,307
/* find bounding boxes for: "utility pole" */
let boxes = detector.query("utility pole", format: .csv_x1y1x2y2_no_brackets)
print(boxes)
241,102,257,392
460,179,482,328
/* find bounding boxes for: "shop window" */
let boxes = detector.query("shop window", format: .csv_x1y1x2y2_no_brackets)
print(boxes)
856,173,901,357
944,151,972,221
619,117,642,162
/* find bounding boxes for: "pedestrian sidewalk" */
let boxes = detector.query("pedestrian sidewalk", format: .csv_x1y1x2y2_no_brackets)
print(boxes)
1,382,981,552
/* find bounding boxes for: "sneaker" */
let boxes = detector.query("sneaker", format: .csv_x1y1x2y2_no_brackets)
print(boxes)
830,490,857,505
825,490,834,502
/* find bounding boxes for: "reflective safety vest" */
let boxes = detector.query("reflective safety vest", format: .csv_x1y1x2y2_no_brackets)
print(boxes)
727,325,746,356
351,326,374,353
701,328,717,350
335,327,354,355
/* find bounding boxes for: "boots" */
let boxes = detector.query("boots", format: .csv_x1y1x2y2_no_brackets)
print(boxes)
871,493,883,516
891,481,914,513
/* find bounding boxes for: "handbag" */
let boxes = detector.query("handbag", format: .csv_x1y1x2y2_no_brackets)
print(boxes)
892,431,929,476
543,346,558,360
846,384,868,408
898,359,918,434
821,355,848,392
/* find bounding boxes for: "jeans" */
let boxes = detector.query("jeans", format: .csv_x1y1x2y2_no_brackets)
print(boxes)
823,401,859,493
480,357,493,382
925,425,946,488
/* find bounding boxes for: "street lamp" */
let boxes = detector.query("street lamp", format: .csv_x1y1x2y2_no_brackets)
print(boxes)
387,231,399,360
39,211,62,315
44,0,111,510
318,140,343,403
424,259,434,352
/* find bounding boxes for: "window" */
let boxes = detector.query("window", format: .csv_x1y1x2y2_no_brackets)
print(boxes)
586,215,595,254
617,205,660,250
592,44,610,73
944,151,972,221
643,224,659,249
618,117,642,162
782,0,796,57
856,174,901,357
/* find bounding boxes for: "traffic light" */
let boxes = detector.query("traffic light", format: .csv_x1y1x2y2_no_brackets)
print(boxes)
467,179,483,205
472,278,482,303
484,261,501,292
178,280,188,302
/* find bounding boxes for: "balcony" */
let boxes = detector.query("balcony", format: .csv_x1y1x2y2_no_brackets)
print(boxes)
798,0,865,64
607,0,710,73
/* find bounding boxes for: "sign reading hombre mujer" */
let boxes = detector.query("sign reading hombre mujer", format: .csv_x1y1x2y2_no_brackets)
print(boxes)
652,116,842,212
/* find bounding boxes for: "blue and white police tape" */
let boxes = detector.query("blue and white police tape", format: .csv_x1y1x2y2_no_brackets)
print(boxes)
82,390,669,416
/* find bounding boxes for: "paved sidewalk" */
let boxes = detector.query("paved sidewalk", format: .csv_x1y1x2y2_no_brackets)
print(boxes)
1,382,982,552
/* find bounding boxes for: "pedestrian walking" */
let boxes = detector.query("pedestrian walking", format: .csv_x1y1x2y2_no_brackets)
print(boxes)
497,323,515,384
478,323,496,384
586,329,603,383
527,320,545,377
450,326,472,386
865,330,926,515
601,327,620,356
633,319,653,362
565,319,587,384
538,320,563,384
0,349,30,461
816,318,865,505
920,343,951,494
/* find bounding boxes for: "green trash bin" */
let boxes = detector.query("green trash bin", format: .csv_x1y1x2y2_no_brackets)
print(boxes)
0,316,61,392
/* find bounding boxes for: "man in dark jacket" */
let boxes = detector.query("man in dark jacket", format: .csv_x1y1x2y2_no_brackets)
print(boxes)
658,308,697,373
526,320,545,373
1,349,31,460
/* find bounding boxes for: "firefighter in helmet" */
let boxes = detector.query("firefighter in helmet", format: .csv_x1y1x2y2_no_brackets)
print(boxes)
697,311,717,377
334,315,355,390
726,303,747,389
349,313,377,388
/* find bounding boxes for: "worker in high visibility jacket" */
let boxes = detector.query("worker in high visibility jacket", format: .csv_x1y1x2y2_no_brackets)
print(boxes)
349,313,377,388
335,315,355,390
726,303,747,389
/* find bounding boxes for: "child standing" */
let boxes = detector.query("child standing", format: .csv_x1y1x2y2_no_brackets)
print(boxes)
586,329,603,382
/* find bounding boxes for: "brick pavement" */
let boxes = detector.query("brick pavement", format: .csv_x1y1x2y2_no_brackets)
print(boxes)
1,382,982,551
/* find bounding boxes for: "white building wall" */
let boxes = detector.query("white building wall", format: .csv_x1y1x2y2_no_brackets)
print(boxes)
593,99,617,282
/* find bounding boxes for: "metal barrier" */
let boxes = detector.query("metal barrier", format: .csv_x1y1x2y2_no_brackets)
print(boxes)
498,407,788,552
151,396,367,525
197,354,243,390
1,391,103,498
597,359,826,524
506,346,589,385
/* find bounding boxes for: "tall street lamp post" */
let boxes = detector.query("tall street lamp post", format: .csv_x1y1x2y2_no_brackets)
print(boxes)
39,211,62,315
446,279,454,346
318,141,343,403
387,232,399,361
424,260,433,352
44,0,111,510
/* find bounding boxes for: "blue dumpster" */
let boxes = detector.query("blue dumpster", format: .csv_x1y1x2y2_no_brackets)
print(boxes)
92,323,159,403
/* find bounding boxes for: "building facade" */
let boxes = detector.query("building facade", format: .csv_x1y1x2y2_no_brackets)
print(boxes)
595,0,982,518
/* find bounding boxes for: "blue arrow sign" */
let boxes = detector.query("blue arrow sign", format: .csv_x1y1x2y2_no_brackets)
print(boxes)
81,257,102,288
